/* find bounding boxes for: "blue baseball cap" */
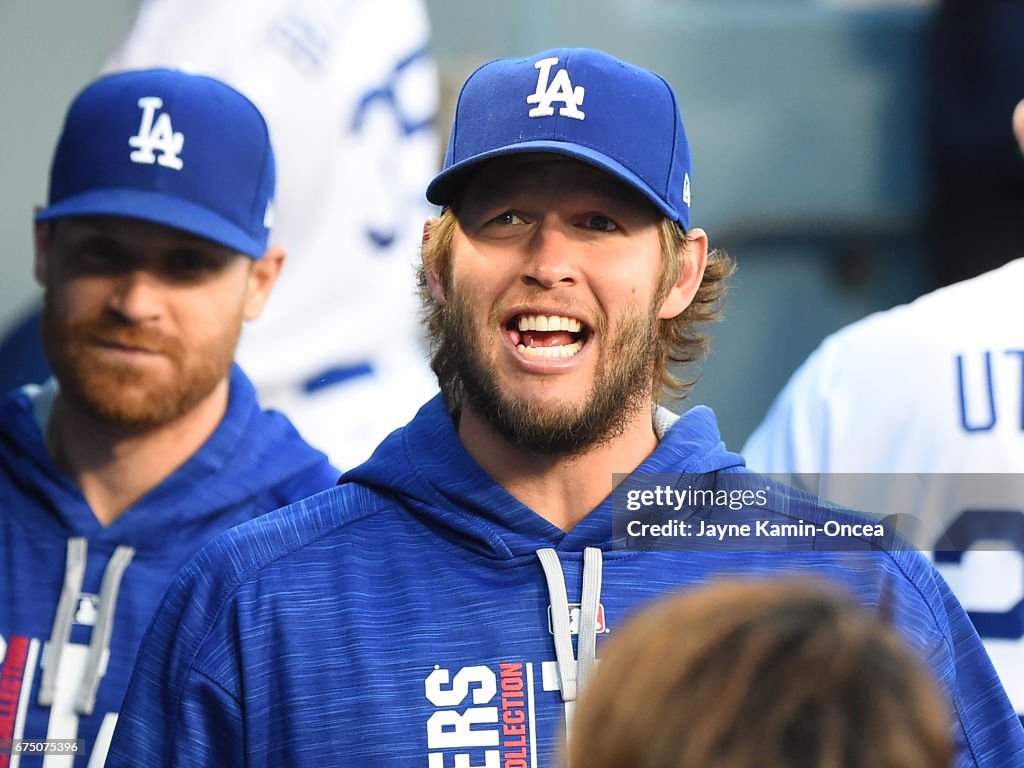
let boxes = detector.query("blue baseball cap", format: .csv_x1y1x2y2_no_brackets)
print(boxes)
426,48,693,229
36,68,275,258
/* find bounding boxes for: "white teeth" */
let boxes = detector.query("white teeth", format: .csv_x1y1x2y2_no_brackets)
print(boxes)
516,314,583,333
515,340,585,359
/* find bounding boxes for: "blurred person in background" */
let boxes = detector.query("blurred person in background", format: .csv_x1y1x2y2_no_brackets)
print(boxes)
743,98,1024,725
0,69,337,767
568,578,953,768
0,0,441,470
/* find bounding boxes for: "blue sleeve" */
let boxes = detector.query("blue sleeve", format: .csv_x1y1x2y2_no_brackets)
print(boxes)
888,549,1024,768
106,543,246,768
175,669,245,766
934,573,1024,768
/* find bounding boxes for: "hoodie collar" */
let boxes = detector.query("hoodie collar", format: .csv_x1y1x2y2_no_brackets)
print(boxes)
343,395,745,559
0,365,326,546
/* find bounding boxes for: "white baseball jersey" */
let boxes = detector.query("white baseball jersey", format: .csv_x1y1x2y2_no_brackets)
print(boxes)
104,0,440,469
744,257,1024,721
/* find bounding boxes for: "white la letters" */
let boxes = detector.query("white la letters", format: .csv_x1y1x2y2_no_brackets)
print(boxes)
527,57,585,121
128,96,185,170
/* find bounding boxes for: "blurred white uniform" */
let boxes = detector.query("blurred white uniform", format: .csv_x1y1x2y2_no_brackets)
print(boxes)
743,258,1024,721
105,0,440,469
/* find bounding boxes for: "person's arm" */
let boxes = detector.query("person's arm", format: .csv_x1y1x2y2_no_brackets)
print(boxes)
892,553,1024,768
106,544,247,767
931,572,1024,768
742,342,834,474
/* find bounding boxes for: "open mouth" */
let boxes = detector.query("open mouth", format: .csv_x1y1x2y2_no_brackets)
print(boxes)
506,313,589,359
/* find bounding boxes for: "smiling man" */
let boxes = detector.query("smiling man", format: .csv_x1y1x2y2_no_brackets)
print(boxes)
108,50,1022,767
421,152,711,531
0,69,337,766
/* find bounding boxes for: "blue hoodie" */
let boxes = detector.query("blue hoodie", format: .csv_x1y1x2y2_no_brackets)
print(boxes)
0,365,338,767
107,395,1024,767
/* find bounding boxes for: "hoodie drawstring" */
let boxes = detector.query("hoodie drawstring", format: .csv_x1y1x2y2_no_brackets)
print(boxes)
38,537,87,707
39,537,136,715
576,547,602,691
536,547,603,726
76,544,135,715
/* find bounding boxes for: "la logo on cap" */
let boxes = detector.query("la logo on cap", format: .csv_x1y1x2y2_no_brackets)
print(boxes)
128,96,184,170
527,57,585,121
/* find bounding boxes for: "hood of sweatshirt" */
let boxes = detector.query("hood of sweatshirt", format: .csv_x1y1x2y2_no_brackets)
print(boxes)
342,394,745,560
0,364,337,553
0,364,337,744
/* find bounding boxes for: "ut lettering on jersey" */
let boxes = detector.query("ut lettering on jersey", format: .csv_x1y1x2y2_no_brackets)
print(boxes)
956,350,1024,433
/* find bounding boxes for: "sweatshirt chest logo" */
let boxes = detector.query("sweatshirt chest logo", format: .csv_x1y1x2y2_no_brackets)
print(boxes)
74,595,99,626
424,663,530,768
425,660,576,768
547,603,609,635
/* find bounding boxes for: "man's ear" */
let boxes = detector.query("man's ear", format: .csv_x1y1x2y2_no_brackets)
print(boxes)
657,227,708,320
33,211,52,286
422,218,445,305
1014,99,1024,156
243,246,285,321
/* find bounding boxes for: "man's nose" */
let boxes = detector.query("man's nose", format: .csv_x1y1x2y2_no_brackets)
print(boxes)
105,270,164,322
521,218,580,289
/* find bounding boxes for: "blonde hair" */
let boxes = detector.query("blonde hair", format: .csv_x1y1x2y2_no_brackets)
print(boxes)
653,218,734,400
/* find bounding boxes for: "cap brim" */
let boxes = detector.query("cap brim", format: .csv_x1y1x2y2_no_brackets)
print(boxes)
35,188,266,258
425,141,682,224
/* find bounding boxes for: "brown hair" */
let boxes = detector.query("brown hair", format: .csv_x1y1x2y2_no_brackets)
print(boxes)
418,209,734,408
653,218,734,401
568,578,953,768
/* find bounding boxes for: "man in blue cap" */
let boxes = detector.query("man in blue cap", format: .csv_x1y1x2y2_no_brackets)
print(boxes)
108,49,1023,767
0,69,337,765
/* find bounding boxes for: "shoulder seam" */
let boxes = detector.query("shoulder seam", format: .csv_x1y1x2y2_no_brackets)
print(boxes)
164,484,383,743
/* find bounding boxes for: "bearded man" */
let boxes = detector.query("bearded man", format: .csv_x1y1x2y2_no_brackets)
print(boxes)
108,49,1023,768
0,68,337,766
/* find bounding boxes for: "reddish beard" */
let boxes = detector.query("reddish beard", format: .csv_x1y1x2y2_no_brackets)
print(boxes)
41,298,237,432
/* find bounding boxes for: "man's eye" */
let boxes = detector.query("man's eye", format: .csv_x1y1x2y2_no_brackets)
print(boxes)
491,212,524,225
71,237,124,273
586,215,618,232
164,250,226,279
78,248,118,269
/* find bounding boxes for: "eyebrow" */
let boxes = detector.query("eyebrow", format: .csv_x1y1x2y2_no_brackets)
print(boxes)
66,219,236,257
